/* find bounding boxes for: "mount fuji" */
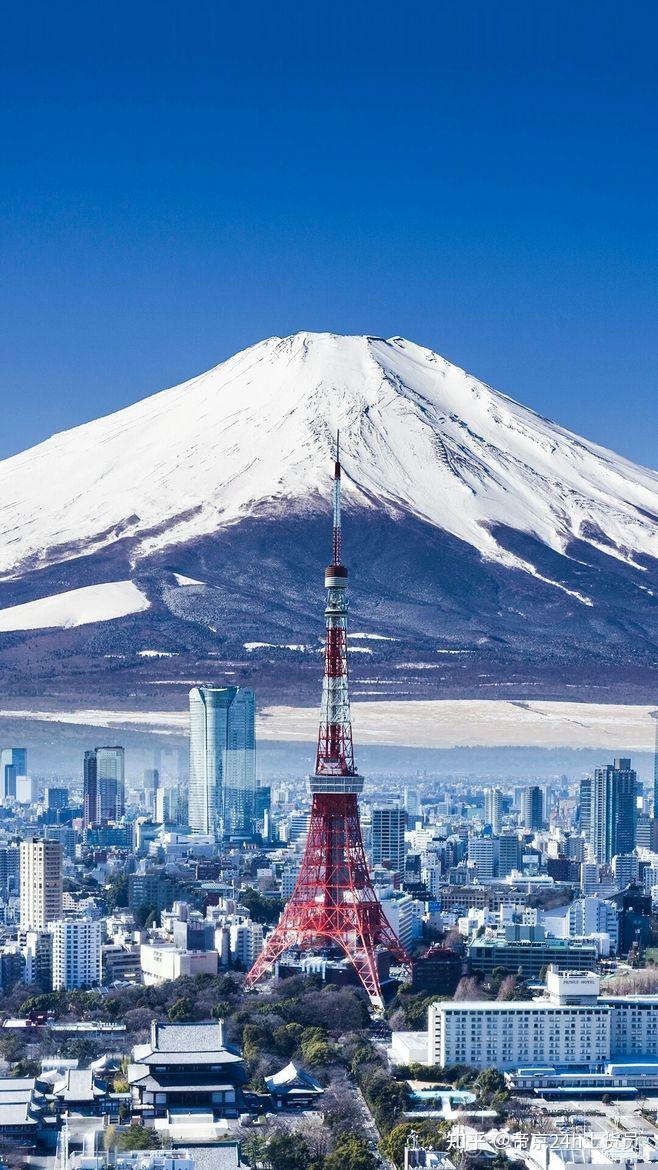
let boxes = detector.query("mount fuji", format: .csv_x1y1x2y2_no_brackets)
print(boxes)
1,331,657,707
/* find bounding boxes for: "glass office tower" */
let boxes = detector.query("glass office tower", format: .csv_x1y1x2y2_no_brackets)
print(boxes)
188,686,256,838
83,746,125,826
1,748,27,800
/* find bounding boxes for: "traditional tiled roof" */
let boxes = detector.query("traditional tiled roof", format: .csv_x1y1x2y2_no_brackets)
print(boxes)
264,1062,323,1095
132,1021,243,1067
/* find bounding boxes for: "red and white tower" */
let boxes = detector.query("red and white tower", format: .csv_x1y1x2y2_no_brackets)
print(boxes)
245,437,410,1008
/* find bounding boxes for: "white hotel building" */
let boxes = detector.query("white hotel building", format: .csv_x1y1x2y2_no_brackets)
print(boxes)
421,967,658,1076
429,970,610,1070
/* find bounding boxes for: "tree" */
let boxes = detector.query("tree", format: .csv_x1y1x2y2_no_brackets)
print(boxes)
115,1125,161,1150
300,1025,336,1067
211,1001,232,1020
242,1023,270,1065
325,1133,378,1170
134,903,158,929
453,977,482,1001
475,1067,509,1105
167,996,193,1022
61,1036,104,1064
400,992,435,1028
11,1058,40,1078
266,1132,311,1170
273,1021,304,1057
240,887,284,925
0,1032,26,1065
380,1121,449,1170
105,873,129,911
322,1078,364,1137
497,976,517,1001
241,1132,269,1167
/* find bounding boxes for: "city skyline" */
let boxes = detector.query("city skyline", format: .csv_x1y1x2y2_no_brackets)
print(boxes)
2,6,658,1165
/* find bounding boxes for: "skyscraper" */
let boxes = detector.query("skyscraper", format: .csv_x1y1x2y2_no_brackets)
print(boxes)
1,748,27,800
83,747,125,827
484,787,503,834
590,758,638,864
522,785,544,831
143,768,159,819
372,806,408,872
653,714,658,822
499,833,521,878
188,686,256,838
403,787,420,822
579,777,592,839
19,839,63,930
46,787,69,813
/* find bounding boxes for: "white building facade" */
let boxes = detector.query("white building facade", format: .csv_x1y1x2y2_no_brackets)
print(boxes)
428,971,609,1070
50,918,102,990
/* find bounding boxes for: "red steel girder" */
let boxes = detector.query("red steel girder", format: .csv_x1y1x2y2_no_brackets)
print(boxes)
246,794,410,1007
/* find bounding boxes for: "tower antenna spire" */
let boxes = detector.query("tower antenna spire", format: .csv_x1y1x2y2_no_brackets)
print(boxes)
332,430,341,568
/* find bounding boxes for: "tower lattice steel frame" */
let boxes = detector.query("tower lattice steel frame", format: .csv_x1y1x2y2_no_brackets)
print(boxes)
245,437,410,1007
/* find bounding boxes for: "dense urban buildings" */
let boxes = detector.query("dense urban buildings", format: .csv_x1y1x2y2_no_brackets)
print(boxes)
0,494,654,1163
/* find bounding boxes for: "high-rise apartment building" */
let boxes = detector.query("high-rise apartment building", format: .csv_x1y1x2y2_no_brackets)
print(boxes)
19,839,63,930
50,918,102,990
372,806,408,872
521,785,544,831
83,747,125,827
612,852,639,889
484,788,503,834
188,687,256,838
1,748,27,800
590,758,637,864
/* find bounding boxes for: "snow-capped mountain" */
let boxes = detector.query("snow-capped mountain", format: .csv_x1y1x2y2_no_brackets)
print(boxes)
0,331,657,705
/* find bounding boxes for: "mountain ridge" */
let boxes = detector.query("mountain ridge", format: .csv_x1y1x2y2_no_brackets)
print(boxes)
0,331,656,705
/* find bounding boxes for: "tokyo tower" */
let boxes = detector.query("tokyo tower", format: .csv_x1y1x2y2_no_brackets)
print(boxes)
246,437,410,1008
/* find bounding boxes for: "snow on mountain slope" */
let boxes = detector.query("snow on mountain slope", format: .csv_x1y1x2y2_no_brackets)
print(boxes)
0,332,657,598
0,580,149,631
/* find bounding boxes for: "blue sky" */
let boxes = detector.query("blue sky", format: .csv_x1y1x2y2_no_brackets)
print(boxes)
1,2,657,465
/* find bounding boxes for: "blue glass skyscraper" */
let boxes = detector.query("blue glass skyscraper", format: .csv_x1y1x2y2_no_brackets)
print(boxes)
1,748,27,800
188,686,256,839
